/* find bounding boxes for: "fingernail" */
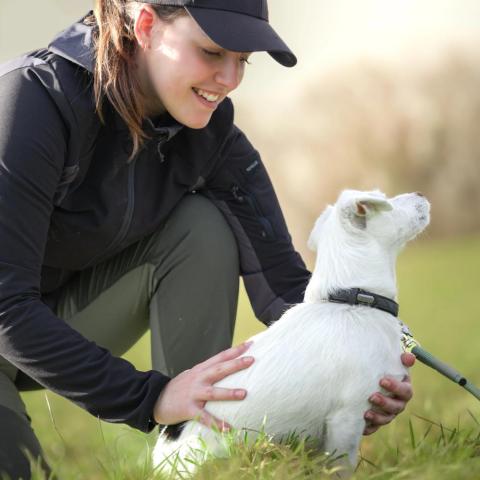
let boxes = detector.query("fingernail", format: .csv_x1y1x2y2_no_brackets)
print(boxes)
243,356,254,364
365,412,374,420
243,341,254,348
381,379,391,389
235,389,247,399
370,394,381,404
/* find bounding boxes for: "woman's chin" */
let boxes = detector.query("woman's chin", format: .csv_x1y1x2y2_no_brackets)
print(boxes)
180,114,213,130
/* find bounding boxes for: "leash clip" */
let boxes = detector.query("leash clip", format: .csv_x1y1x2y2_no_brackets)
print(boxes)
399,322,420,353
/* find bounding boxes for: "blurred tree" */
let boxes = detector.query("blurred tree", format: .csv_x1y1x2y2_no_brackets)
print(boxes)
238,53,480,259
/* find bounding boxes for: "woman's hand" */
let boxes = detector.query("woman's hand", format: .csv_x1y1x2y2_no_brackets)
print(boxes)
153,341,254,431
363,353,415,435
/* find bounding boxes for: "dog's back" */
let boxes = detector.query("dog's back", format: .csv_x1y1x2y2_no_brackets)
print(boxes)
206,302,405,435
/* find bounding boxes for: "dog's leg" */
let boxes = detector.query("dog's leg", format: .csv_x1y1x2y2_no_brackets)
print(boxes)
324,410,365,478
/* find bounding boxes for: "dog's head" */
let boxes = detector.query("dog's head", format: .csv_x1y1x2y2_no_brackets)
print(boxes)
305,189,430,302
308,189,430,253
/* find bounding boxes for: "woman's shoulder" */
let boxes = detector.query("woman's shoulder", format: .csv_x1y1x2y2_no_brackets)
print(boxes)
0,47,95,127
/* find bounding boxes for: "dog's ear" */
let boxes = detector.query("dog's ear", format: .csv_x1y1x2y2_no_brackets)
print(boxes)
308,206,333,251
354,197,393,216
340,193,393,229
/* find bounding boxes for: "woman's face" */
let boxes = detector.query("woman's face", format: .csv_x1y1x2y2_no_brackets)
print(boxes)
137,10,251,128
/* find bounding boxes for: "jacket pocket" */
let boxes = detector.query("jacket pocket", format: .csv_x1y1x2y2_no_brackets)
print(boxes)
231,183,276,240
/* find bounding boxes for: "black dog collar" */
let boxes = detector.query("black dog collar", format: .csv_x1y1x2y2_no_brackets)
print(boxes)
328,288,399,317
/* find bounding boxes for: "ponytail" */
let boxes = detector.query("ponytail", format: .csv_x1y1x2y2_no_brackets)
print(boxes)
87,1,184,159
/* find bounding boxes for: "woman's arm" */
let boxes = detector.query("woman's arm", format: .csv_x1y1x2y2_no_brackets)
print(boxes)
0,62,168,432
205,125,311,325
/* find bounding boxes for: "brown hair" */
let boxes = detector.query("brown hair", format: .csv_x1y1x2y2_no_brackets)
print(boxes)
86,1,185,159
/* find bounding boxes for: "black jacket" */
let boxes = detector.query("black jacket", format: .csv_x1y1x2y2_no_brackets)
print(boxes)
0,15,310,432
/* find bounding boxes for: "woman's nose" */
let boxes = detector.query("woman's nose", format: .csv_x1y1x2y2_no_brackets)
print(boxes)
215,59,243,91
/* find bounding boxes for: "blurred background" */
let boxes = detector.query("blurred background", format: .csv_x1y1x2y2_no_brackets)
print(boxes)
1,1,479,477
1,0,479,256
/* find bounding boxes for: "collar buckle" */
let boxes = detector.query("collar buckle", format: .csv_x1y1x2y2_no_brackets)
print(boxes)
356,293,375,306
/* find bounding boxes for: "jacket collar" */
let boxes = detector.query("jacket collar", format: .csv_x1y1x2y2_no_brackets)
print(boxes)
145,116,184,140
48,12,95,73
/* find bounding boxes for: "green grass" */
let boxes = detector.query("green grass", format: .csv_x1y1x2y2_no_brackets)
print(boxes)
23,234,480,479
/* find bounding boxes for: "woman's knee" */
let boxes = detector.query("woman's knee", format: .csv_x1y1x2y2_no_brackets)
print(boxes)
179,194,238,262
150,194,239,271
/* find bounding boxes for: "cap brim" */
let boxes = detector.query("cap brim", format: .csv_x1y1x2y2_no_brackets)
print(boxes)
186,7,297,67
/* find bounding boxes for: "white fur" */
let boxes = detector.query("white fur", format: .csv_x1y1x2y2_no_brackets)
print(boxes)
153,189,430,476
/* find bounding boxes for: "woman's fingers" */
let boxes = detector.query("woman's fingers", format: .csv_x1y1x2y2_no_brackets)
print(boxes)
364,410,396,428
195,409,232,432
201,386,247,402
197,341,253,370
363,424,380,436
362,373,414,436
204,356,255,383
380,376,413,402
154,343,255,426
369,390,407,415
153,344,254,426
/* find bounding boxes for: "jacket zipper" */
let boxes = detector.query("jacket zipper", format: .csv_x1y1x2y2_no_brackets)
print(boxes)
112,158,137,250
84,159,137,268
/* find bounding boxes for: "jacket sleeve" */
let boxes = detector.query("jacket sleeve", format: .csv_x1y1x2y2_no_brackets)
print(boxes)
204,125,311,325
0,65,168,432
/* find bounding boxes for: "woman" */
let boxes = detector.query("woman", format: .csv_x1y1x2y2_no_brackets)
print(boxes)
0,1,414,477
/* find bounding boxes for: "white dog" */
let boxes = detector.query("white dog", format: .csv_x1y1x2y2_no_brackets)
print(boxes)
153,189,430,476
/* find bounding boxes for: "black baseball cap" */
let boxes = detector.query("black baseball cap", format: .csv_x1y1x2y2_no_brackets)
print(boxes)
142,0,297,67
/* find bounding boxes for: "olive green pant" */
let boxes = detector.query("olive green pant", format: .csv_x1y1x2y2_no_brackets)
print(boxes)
0,194,239,479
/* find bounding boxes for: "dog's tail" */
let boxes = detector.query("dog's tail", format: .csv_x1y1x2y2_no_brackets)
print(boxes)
152,430,199,477
152,423,225,477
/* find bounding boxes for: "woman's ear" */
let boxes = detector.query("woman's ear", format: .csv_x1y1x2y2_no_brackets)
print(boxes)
133,6,157,50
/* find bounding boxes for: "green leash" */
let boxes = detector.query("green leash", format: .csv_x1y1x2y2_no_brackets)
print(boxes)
401,325,480,401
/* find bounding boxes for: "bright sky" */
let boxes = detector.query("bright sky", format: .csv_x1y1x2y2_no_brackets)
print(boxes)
236,0,480,103
1,0,479,103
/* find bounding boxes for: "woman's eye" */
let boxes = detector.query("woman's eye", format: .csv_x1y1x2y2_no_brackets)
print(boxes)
202,49,221,57
201,48,251,65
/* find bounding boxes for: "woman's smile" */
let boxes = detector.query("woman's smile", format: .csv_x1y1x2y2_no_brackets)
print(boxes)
192,87,223,109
